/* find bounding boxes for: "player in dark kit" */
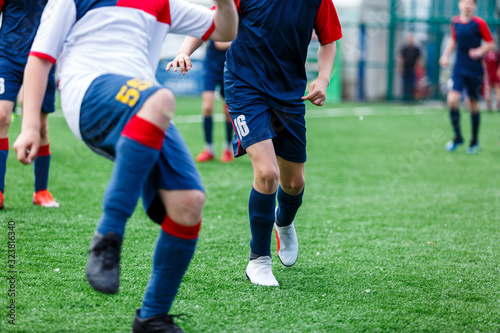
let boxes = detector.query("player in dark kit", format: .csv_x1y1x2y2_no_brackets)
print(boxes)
0,0,59,208
440,0,494,154
170,0,342,286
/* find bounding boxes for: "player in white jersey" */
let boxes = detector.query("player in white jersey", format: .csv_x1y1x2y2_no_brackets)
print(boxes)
14,0,238,332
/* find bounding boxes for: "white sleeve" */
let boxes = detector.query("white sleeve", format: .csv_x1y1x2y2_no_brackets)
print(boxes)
30,0,76,63
169,0,215,41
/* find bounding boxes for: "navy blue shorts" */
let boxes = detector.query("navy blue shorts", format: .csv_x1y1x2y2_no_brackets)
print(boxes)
224,70,306,163
0,57,56,113
202,65,224,97
80,74,204,225
451,72,483,102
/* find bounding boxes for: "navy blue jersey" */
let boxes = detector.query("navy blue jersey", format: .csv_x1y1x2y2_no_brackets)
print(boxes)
0,0,47,65
225,0,342,110
451,15,493,78
203,41,226,75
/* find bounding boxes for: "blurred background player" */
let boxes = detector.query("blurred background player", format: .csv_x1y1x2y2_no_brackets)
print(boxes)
14,0,237,332
398,34,422,101
440,0,494,154
482,49,500,111
0,0,59,209
195,40,234,163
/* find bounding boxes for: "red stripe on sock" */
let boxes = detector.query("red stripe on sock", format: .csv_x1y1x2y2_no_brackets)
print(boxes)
0,138,8,151
161,215,201,240
37,144,51,157
122,115,164,150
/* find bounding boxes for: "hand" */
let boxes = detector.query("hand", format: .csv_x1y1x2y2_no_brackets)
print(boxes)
166,53,192,75
302,78,329,106
469,48,484,60
13,128,40,165
439,56,449,68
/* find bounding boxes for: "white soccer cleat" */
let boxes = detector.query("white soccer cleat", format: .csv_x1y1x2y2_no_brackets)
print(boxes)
275,209,299,267
245,256,279,286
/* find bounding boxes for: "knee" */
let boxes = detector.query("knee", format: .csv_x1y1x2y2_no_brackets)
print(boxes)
0,107,11,127
280,178,305,196
202,103,214,116
149,89,176,121
170,190,206,226
447,93,460,108
39,122,49,141
255,165,280,192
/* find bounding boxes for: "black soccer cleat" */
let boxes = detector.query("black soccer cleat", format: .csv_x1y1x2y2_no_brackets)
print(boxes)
132,308,185,333
86,231,122,294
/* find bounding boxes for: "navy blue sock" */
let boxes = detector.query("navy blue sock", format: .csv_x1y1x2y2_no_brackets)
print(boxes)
225,120,233,145
0,138,8,193
450,109,462,142
140,216,200,318
276,185,304,227
248,187,276,257
34,144,51,192
97,116,164,237
203,116,213,145
471,113,480,144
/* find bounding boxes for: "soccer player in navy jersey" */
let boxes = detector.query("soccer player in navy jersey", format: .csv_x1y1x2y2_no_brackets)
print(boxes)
440,0,494,154
14,0,237,331
195,40,234,163
170,0,342,286
0,0,59,209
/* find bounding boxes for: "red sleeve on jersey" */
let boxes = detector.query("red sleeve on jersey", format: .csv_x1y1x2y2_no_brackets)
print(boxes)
314,0,342,45
450,23,456,40
29,51,57,65
201,23,215,41
473,17,493,42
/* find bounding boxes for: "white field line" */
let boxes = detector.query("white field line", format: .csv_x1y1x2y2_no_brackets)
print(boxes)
49,105,441,123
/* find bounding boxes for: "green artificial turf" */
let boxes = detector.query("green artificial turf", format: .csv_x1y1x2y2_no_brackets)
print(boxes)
1,99,499,332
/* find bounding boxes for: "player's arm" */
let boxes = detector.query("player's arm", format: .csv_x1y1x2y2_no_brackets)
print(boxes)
304,0,342,106
469,18,495,59
13,57,52,164
302,42,336,106
214,41,232,51
13,0,75,164
166,36,205,75
167,0,237,74
469,41,495,59
439,38,456,68
209,0,238,42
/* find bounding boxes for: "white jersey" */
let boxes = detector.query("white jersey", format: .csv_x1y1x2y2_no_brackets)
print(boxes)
31,0,215,139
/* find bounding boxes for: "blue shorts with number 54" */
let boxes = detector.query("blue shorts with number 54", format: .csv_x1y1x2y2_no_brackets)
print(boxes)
79,74,204,225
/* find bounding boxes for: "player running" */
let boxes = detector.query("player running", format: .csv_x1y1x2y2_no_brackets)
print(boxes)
0,0,59,209
14,0,237,332
440,0,494,154
195,40,234,163
170,0,342,286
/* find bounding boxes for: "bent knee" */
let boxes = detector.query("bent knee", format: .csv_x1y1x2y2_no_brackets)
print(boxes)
280,179,305,196
148,88,176,119
0,108,12,127
169,190,206,226
255,166,280,191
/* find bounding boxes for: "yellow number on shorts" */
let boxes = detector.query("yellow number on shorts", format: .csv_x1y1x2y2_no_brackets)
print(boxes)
115,85,140,107
126,78,153,91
